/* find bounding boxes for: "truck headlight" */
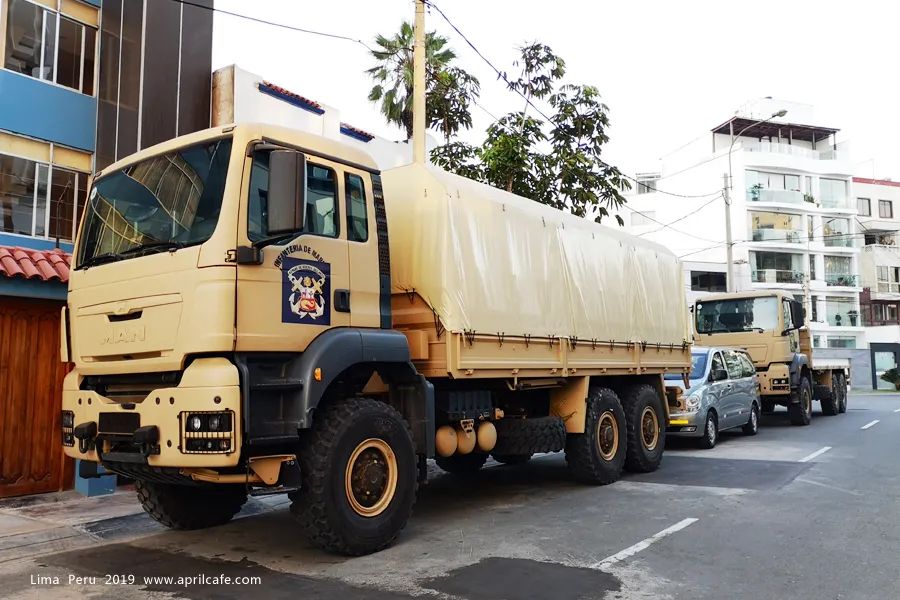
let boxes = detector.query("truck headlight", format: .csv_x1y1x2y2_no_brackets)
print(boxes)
685,394,702,412
188,415,203,431
180,411,235,454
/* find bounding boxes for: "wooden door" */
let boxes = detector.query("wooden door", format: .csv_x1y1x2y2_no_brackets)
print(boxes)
0,297,71,498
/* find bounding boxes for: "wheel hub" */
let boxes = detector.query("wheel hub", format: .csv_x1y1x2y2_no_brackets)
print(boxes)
596,411,619,461
344,438,398,517
640,407,659,451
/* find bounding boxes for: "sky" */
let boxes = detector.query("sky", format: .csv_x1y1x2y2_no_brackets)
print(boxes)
211,0,900,184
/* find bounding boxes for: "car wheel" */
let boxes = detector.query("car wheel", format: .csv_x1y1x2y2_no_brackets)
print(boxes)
698,411,718,449
742,403,759,436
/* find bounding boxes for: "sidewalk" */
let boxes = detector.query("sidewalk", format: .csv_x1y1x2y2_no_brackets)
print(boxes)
0,488,290,563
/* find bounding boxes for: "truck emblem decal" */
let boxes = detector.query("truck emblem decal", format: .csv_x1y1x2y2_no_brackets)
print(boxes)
282,257,331,325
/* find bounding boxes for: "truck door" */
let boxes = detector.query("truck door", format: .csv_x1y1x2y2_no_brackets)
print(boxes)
235,148,351,352
722,350,745,428
343,169,382,329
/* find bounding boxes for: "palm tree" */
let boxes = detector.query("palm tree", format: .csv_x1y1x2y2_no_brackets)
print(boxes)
367,21,456,139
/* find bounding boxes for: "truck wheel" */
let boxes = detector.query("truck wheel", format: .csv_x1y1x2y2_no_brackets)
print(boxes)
493,416,566,455
622,384,666,472
742,403,759,436
820,378,838,416
290,398,417,556
435,452,488,474
565,387,626,485
698,410,718,449
837,373,848,413
761,399,776,414
135,480,246,530
491,453,533,465
788,377,813,426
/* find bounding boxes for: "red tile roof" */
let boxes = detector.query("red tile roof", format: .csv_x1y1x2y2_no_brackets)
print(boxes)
0,246,71,283
853,176,900,188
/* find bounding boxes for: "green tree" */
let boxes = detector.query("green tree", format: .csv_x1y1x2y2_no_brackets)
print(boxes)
367,22,480,141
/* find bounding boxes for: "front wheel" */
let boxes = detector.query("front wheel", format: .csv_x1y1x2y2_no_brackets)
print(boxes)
622,384,665,472
565,387,627,485
837,373,848,413
135,480,246,530
698,411,718,449
742,403,759,436
290,398,417,556
788,377,813,426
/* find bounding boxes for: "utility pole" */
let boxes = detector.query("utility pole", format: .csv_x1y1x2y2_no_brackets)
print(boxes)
412,0,426,164
723,172,734,292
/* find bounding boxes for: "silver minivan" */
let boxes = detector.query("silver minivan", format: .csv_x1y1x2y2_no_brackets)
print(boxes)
666,347,761,448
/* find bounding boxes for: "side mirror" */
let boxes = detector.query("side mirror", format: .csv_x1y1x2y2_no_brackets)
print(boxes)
267,150,306,235
710,368,728,382
790,300,805,329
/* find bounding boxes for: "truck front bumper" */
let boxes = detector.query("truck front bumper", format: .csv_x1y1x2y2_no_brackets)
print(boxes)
61,357,243,468
667,410,702,437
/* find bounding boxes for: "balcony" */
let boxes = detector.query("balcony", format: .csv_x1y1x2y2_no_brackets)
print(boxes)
820,197,854,210
824,274,859,287
824,236,855,248
747,189,804,205
752,269,805,284
743,140,842,161
751,229,803,244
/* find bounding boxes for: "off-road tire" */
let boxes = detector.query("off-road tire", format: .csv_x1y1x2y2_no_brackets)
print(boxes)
820,381,838,416
761,399,776,414
135,480,246,530
491,453,533,465
698,410,718,449
492,416,566,456
622,384,666,472
435,452,488,474
837,373,848,413
788,377,813,426
742,403,760,436
289,398,417,556
565,387,627,485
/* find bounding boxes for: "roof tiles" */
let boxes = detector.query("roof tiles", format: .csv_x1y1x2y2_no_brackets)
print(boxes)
0,246,71,283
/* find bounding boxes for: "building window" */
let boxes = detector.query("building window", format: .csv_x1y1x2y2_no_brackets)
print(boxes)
824,255,855,286
811,295,819,322
635,175,659,194
630,211,656,226
749,211,801,243
827,336,856,349
876,265,900,294
809,254,816,280
813,335,821,348
690,271,726,292
807,215,814,241
750,251,804,283
822,217,852,247
746,170,801,202
858,197,871,216
879,200,893,219
3,0,97,95
826,296,857,327
819,178,849,209
0,152,87,242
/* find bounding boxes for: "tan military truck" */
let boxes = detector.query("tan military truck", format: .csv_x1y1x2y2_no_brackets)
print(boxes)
60,123,690,555
692,290,849,425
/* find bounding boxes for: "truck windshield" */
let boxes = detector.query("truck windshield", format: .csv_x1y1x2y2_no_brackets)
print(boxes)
695,297,778,334
76,138,233,269
664,352,708,380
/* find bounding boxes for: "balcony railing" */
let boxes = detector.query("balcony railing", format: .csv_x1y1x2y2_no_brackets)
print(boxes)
752,269,805,284
747,189,804,204
820,197,854,210
824,235,855,248
751,229,803,243
743,141,842,161
827,311,861,327
824,274,859,287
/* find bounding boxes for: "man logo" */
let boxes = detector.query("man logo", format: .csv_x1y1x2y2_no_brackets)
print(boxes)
101,324,146,344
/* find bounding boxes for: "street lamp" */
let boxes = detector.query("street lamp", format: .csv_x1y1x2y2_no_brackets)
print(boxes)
723,109,788,292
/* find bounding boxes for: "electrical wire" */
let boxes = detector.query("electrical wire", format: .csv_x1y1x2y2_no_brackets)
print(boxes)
636,194,723,237
424,0,722,199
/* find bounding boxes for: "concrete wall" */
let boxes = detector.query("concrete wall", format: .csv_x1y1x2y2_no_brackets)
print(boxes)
813,348,872,388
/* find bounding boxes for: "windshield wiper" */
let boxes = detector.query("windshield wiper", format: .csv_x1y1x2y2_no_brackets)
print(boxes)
80,252,122,269
120,240,185,257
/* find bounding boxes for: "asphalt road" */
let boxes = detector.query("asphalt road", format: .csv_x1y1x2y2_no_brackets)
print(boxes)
4,392,899,600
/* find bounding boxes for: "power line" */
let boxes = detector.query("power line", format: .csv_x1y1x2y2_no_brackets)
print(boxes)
637,194,723,237
165,0,375,51
424,0,722,200
619,203,722,244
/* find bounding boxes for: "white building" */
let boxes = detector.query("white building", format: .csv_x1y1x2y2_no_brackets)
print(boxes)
621,98,864,363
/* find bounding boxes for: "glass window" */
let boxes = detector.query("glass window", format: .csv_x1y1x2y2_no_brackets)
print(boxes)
820,178,848,208
811,295,819,322
78,139,233,267
827,336,856,349
49,168,76,241
826,296,855,327
738,352,756,377
807,215,814,241
2,1,97,94
345,173,368,242
749,211,801,242
809,255,816,280
751,251,803,283
723,350,744,379
695,296,779,333
668,352,709,381
0,154,38,236
782,298,793,329
858,198,871,216
690,271,726,292
710,352,725,376
630,211,656,226
823,217,851,247
879,200,893,219
34,163,48,237
247,152,339,242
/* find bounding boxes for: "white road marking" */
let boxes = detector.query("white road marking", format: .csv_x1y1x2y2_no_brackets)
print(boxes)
893,408,900,413
592,517,698,569
861,420,880,430
796,477,862,497
798,446,832,463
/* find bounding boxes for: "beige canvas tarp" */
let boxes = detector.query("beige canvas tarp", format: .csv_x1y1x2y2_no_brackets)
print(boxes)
382,163,690,346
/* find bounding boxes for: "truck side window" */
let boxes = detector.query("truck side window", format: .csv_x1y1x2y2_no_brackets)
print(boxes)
247,151,339,241
345,173,368,243
782,299,793,330
724,350,743,379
